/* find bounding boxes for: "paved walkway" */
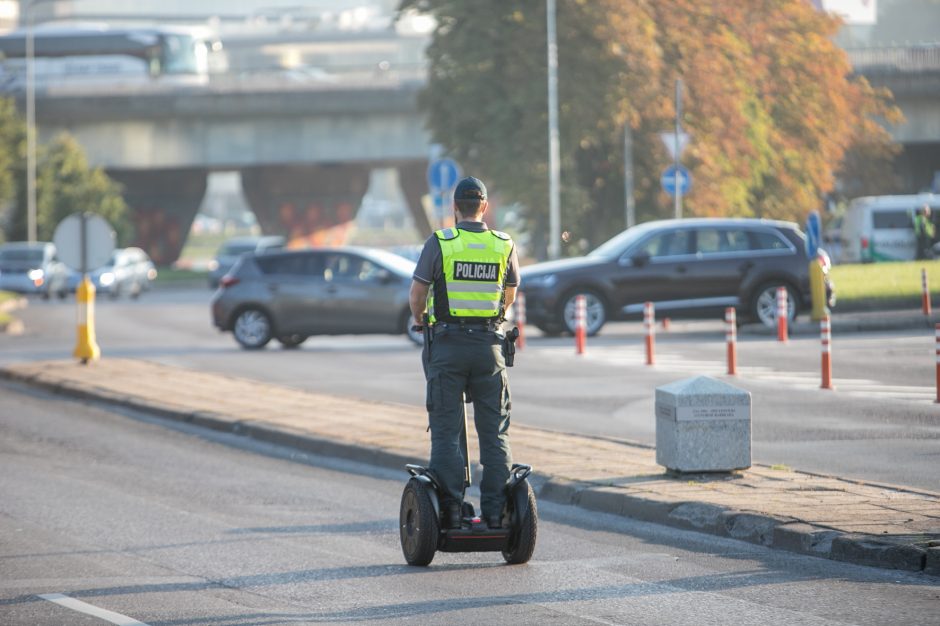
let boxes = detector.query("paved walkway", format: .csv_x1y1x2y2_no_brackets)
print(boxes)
3,358,938,576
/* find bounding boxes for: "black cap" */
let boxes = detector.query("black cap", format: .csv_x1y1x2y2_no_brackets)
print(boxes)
454,176,487,201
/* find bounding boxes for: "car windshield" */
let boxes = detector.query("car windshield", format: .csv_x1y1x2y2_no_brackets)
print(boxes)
587,222,662,259
221,242,259,256
0,248,43,262
361,248,417,276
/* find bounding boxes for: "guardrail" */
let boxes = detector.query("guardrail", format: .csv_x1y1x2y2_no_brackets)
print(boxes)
846,44,940,74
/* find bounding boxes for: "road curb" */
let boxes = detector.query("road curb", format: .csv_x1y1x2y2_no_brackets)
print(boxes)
537,479,938,576
3,367,937,578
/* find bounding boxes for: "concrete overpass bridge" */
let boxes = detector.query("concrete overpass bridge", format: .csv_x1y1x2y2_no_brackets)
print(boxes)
19,44,940,265
847,45,940,193
29,74,434,264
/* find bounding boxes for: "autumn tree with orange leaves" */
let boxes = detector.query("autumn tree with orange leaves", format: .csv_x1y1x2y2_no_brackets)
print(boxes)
399,0,901,256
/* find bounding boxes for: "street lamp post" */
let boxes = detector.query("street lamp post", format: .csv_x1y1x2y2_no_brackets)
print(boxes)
546,0,560,260
25,1,36,243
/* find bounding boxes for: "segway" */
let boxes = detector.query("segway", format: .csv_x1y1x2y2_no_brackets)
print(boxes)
399,394,538,566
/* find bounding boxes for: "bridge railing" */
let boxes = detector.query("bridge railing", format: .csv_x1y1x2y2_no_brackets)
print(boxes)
846,44,940,74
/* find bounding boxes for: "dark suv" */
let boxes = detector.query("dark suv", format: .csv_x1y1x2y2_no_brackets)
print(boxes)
520,218,834,335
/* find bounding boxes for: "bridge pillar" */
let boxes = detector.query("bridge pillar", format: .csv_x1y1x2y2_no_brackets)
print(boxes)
107,168,208,266
396,160,433,238
240,164,371,247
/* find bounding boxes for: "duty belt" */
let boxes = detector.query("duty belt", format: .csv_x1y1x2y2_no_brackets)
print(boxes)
432,320,502,335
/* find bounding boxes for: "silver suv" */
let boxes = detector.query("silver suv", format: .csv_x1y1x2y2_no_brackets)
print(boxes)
0,241,70,299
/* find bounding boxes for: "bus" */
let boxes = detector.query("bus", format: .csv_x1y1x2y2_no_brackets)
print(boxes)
0,24,210,91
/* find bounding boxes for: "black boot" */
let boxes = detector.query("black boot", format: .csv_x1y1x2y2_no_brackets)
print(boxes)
443,502,461,529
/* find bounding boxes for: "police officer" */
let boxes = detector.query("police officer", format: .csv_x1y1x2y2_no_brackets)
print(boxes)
409,176,520,530
914,204,936,260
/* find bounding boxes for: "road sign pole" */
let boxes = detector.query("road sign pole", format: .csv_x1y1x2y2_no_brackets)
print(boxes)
674,78,682,220
624,123,635,229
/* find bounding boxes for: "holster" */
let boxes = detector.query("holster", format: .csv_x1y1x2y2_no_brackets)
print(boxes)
502,326,520,367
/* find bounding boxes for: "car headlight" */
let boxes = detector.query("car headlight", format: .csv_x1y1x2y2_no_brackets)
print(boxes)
27,269,44,281
524,274,557,289
99,272,115,286
207,259,219,272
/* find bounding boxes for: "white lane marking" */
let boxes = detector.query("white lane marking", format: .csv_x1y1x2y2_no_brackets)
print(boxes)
38,593,150,626
540,346,936,402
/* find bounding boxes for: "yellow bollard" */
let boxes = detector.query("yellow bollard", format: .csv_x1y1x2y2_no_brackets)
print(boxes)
809,259,829,321
73,275,100,364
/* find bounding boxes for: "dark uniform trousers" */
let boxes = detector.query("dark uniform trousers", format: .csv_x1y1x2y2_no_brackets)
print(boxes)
425,327,512,520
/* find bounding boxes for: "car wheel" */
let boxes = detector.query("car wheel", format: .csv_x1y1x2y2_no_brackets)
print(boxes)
278,334,307,349
233,307,273,349
403,310,424,346
750,282,799,328
560,289,607,336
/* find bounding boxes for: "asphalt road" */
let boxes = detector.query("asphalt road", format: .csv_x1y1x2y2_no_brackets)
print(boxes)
1,383,937,626
3,288,939,491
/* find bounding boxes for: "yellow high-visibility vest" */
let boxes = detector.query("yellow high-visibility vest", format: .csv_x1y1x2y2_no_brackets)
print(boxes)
428,227,512,324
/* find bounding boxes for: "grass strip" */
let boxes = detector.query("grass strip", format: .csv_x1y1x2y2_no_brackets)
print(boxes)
831,259,940,306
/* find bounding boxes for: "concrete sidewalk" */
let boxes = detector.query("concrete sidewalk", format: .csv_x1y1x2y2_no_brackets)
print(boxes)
3,358,938,577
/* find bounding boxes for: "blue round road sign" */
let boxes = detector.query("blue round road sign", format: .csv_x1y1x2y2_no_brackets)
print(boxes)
806,211,821,257
427,158,460,191
660,165,691,197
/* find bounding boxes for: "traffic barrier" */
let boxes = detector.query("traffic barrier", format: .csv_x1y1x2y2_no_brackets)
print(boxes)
574,294,586,355
514,292,526,350
922,268,931,317
73,275,100,364
725,307,737,375
776,287,788,343
820,314,833,390
644,301,655,365
935,323,939,404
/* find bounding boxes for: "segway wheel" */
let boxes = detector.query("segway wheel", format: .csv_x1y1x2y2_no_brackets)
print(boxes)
502,480,538,565
399,478,439,566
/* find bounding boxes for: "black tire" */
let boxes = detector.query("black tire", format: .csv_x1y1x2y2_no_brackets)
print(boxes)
278,334,307,349
399,478,438,566
560,289,607,336
750,282,799,328
232,307,274,350
502,480,537,565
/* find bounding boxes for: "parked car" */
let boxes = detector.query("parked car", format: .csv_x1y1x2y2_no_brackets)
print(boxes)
208,235,285,288
0,241,70,298
520,218,835,335
85,247,158,298
211,246,423,349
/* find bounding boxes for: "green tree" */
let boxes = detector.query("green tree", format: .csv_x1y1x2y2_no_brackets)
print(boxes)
6,132,130,245
399,0,900,257
0,98,27,243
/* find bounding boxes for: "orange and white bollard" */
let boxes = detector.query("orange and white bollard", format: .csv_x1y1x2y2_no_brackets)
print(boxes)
725,307,737,376
922,268,931,317
935,323,939,404
776,286,788,343
514,291,526,350
820,314,833,390
574,294,586,355
644,301,655,365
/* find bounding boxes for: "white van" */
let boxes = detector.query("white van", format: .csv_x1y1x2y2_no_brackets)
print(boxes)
838,194,939,263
